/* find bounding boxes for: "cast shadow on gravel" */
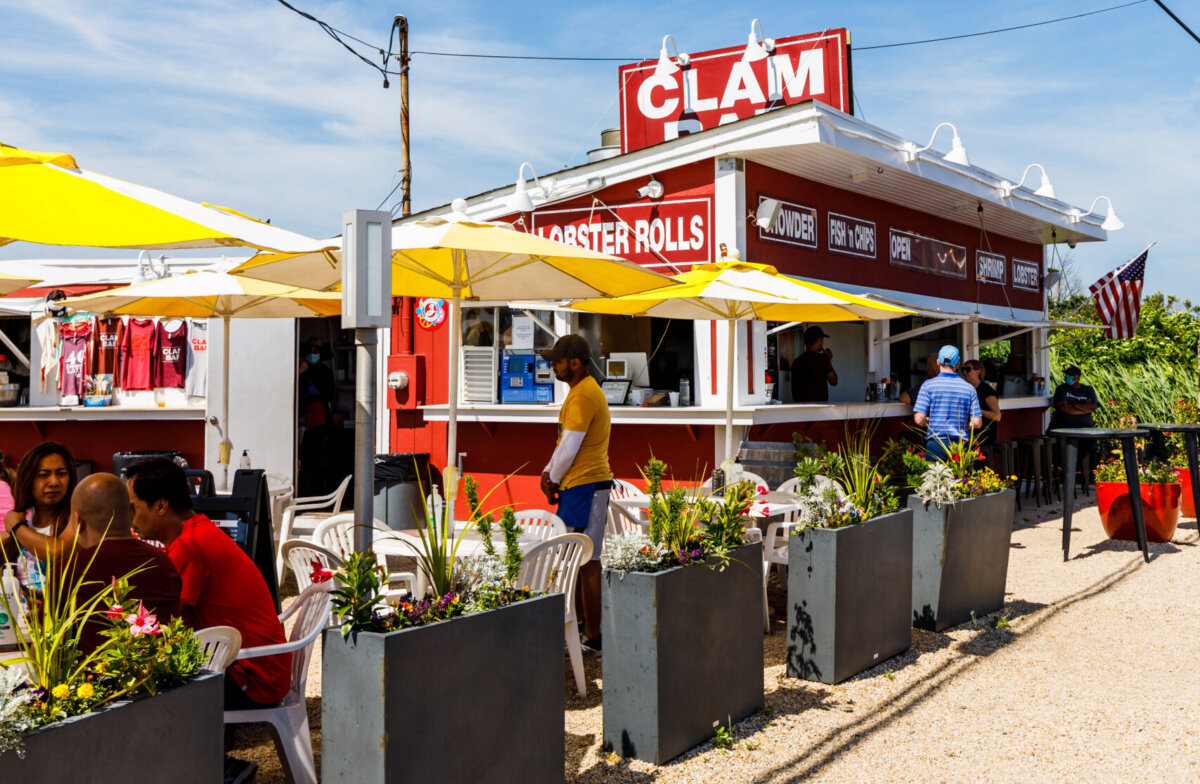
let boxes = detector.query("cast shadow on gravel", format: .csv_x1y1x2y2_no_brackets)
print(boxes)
751,553,1146,783
1074,537,1181,561
571,753,659,784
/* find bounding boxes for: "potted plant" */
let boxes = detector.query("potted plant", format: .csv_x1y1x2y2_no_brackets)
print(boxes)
601,459,763,765
904,438,1016,632
320,476,565,784
2,550,219,782
1094,457,1181,543
786,428,913,685
1165,397,1200,518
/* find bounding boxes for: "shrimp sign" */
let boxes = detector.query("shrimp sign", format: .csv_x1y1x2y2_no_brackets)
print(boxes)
619,29,852,154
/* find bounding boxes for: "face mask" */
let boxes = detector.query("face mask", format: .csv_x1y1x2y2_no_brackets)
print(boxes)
1064,375,1076,385
307,354,321,364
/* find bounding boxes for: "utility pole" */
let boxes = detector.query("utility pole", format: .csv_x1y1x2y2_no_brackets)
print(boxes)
397,14,411,217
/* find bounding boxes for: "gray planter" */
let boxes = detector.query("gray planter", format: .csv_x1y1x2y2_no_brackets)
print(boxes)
321,593,565,784
7,672,222,783
907,490,1016,632
786,510,914,685
601,541,763,765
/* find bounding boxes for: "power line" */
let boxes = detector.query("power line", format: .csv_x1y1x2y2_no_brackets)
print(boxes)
274,0,405,82
404,2,1148,62
1152,0,1200,43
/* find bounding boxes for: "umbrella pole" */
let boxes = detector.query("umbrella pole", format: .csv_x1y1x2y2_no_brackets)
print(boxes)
444,293,462,527
725,319,737,464
220,315,233,489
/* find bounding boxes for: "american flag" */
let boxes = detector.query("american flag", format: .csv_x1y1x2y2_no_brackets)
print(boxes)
1089,249,1148,339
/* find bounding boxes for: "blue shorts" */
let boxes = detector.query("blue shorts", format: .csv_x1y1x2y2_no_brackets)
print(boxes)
557,481,612,562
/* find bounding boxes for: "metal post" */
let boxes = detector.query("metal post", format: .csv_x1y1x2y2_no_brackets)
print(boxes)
1120,436,1150,563
354,328,377,554
1061,437,1076,561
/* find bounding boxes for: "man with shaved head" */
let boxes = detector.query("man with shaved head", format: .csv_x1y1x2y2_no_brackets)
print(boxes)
61,472,181,653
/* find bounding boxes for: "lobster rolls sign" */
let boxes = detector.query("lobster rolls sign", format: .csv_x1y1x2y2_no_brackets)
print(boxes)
619,29,852,154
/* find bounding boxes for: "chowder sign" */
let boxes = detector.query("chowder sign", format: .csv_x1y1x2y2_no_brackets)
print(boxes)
619,29,852,153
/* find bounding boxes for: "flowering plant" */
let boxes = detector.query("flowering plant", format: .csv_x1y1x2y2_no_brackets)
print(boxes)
792,425,898,531
1165,397,1200,465
1093,457,1178,484
912,434,1014,506
332,474,531,637
0,541,204,757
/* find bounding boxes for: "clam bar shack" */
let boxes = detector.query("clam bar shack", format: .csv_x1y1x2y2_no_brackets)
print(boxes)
382,27,1110,507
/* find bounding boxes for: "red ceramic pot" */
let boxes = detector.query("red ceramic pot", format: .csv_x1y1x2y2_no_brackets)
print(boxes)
1174,467,1196,519
1096,480,1181,543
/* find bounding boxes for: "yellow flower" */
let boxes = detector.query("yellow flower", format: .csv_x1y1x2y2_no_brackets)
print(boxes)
51,684,70,700
77,683,95,699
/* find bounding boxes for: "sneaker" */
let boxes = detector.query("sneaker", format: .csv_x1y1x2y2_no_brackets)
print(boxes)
224,757,257,784
580,634,602,655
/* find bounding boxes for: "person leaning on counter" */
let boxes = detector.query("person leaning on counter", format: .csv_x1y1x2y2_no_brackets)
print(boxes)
791,325,838,403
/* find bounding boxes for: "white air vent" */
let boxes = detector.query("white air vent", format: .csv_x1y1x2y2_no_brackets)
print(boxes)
461,346,497,404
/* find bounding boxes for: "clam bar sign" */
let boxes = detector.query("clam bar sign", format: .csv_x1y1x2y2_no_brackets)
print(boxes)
889,229,967,279
530,197,712,269
1012,258,1041,292
619,29,852,154
758,196,817,249
976,251,1006,285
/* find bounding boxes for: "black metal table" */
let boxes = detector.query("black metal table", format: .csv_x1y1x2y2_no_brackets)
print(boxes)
1139,422,1200,530
1050,427,1150,563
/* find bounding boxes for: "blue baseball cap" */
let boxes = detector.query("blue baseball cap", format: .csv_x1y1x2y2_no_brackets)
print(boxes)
937,345,960,366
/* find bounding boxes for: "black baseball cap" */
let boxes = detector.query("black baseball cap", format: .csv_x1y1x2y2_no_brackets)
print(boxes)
1064,365,1082,377
541,334,591,362
803,325,830,344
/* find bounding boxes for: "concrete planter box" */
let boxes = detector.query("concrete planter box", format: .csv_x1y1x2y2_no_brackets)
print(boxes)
7,671,222,783
321,593,565,784
601,541,763,764
907,490,1016,631
786,510,914,684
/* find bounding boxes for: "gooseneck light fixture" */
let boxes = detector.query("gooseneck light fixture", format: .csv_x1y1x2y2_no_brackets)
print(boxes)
653,34,690,78
741,18,776,62
1070,196,1124,231
636,176,664,200
998,163,1057,200
902,122,970,167
508,162,547,214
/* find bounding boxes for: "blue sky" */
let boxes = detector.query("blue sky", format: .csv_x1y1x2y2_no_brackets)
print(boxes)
1,0,1197,300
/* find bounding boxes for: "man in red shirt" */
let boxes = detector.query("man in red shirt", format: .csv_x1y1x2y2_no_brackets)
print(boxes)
62,473,181,654
124,458,289,709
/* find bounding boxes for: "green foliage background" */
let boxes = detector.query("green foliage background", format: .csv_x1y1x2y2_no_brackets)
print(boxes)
1049,291,1199,428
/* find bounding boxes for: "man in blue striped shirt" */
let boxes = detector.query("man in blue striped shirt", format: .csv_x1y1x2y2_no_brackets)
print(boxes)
913,345,982,461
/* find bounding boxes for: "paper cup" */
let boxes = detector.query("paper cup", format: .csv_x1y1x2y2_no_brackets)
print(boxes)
669,392,680,406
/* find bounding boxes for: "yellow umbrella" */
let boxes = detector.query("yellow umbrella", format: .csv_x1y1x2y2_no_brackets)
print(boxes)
63,271,341,486
0,142,333,253
234,215,673,518
0,271,42,296
570,259,912,461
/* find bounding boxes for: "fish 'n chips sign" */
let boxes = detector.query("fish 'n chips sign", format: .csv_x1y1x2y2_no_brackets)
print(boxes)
619,29,852,154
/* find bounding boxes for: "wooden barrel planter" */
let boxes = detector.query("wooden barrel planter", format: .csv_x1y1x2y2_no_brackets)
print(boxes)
1097,480,1181,543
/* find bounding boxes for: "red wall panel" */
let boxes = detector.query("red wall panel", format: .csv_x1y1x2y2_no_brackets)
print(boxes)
0,420,205,476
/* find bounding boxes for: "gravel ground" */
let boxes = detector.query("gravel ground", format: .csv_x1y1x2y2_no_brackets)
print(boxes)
234,493,1200,783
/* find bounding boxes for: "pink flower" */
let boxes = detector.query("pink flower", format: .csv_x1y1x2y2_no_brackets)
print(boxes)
126,602,161,636
105,605,124,620
756,485,768,495
310,558,334,584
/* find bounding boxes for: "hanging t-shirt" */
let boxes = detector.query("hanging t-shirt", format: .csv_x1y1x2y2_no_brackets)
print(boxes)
92,317,125,377
121,318,158,391
35,317,59,394
59,329,90,405
155,320,188,389
185,319,209,397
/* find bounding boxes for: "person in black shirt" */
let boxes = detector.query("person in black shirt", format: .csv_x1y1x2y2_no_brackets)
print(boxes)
791,325,838,403
1051,364,1101,466
961,359,1001,445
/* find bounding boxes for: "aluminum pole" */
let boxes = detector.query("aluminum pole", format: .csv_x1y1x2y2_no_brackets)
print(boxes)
353,328,377,553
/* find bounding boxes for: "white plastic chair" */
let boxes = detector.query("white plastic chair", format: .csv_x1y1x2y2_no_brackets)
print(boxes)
761,521,794,632
517,533,593,696
224,581,333,784
700,470,770,496
605,499,650,537
281,539,343,595
775,477,801,496
274,474,351,579
195,625,241,672
311,515,418,598
513,509,567,542
265,470,295,536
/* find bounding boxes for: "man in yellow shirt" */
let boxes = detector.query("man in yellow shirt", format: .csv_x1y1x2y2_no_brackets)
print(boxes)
540,334,612,650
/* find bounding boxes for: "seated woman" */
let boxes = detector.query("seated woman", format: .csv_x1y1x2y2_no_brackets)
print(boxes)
0,442,79,588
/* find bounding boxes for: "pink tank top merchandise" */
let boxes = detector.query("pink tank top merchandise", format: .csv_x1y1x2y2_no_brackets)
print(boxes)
121,318,158,391
155,320,188,388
